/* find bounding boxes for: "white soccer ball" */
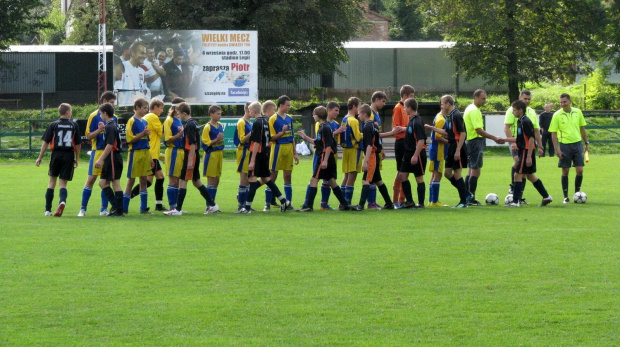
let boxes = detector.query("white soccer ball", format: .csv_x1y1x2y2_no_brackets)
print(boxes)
505,194,514,205
573,191,587,204
485,193,499,205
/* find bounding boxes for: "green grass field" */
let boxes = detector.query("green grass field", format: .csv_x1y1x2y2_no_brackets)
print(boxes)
1,154,618,345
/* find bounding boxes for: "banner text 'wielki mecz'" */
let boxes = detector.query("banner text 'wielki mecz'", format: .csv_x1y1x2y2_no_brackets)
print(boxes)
113,30,258,106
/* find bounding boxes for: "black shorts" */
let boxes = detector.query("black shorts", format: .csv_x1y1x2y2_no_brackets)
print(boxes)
394,139,405,171
516,149,537,174
558,142,585,168
101,151,123,181
400,150,427,177
180,150,200,182
49,151,75,181
312,152,337,181
362,152,382,183
445,142,468,171
249,151,271,178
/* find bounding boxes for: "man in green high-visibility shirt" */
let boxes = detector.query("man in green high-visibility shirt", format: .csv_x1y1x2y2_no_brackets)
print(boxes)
549,93,589,204
463,89,504,206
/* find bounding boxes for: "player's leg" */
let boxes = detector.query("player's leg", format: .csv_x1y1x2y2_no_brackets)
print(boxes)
123,177,136,214
79,149,100,216
138,175,150,214
131,175,153,198
44,175,57,216
265,170,279,210
154,167,166,211
300,177,320,211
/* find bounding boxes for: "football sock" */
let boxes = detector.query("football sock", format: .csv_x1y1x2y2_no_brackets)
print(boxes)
465,175,471,194
392,178,401,203
265,180,285,203
284,183,292,202
81,186,92,210
140,190,148,211
123,193,131,213
575,175,583,193
198,185,215,206
417,182,426,206
304,184,311,206
155,178,164,201
368,183,377,204
102,187,115,210
176,188,187,210
246,181,261,206
428,180,435,203
358,184,370,208
59,188,67,204
237,185,246,208
456,177,468,204
131,181,152,199
448,176,457,188
341,186,350,204
401,180,414,203
101,190,109,212
520,180,527,197
332,186,348,206
321,181,331,206
206,185,217,206
45,188,54,212
533,179,549,198
114,191,123,212
349,187,355,205
561,175,569,198
378,183,392,205
265,187,272,206
469,176,478,198
307,187,318,209
167,185,178,210
511,167,516,186
434,181,441,202
512,181,524,202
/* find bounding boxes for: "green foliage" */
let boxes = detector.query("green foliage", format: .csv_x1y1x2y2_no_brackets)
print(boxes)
1,157,619,344
64,0,126,44
38,0,65,45
581,67,620,110
0,0,48,53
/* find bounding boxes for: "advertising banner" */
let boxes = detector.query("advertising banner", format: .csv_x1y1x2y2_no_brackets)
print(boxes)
113,30,258,106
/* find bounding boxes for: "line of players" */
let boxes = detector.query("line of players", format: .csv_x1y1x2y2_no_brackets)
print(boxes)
37,85,588,216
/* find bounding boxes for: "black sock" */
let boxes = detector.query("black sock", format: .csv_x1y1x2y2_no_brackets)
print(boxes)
266,180,285,202
513,181,524,202
59,188,67,204
456,177,468,204
332,186,348,206
575,175,583,193
103,187,115,210
533,179,549,198
176,188,187,210
358,184,370,207
417,182,426,206
131,181,152,199
511,167,516,186
561,175,569,198
401,180,414,203
198,185,215,206
448,176,457,188
115,191,124,212
155,178,164,201
246,181,261,205
45,188,54,211
469,176,478,198
378,183,392,205
307,187,318,208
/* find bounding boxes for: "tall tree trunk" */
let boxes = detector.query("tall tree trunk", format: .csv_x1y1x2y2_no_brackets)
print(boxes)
504,0,520,103
119,1,143,29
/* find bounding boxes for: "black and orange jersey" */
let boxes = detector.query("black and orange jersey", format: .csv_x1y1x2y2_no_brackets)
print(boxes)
250,115,270,153
103,120,122,152
404,114,427,152
445,108,466,143
42,118,80,152
315,122,337,154
361,120,381,153
183,118,200,151
516,116,535,150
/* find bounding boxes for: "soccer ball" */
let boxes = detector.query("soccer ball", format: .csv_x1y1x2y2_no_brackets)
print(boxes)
485,193,499,205
505,194,514,205
573,191,587,204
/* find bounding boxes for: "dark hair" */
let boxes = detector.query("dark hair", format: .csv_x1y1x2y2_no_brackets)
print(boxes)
209,105,222,115
560,93,571,100
99,103,115,118
440,95,454,106
58,103,71,116
347,97,361,110
400,85,415,97
371,91,387,103
134,98,148,110
173,48,185,58
404,98,418,111
326,101,340,110
149,98,164,110
277,95,290,108
313,106,328,121
100,91,116,103
473,89,486,98
512,100,526,112
177,102,191,116
520,90,531,96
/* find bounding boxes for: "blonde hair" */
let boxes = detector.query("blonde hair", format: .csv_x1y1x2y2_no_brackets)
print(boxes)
262,100,276,114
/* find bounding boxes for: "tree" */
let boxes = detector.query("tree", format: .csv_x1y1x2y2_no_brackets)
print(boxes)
0,0,48,53
602,0,620,73
64,0,126,45
423,0,606,102
117,0,364,82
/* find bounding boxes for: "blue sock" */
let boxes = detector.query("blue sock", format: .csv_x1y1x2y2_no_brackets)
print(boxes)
304,184,311,207
341,186,350,205
167,185,176,210
321,181,331,206
206,185,217,206
265,187,272,206
434,182,441,203
237,185,245,208
140,190,148,211
81,186,92,210
101,190,109,212
284,183,292,202
59,188,68,204
368,183,377,204
123,193,131,213
429,181,436,203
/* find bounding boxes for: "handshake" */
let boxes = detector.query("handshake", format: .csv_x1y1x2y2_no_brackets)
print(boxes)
493,136,506,144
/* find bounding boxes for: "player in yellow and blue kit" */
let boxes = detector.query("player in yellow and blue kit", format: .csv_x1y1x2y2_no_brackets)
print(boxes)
123,98,153,215
340,97,363,205
163,98,185,212
78,91,117,217
265,95,299,211
428,108,448,207
234,101,253,211
201,105,225,213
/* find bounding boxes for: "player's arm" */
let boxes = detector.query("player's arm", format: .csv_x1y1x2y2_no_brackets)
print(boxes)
411,139,425,165
73,124,82,167
151,117,163,138
35,141,49,166
424,124,448,137
580,126,589,152
187,144,196,170
86,114,104,140
238,121,250,144
321,129,334,168
296,129,314,143
127,121,150,144
350,118,362,142
95,143,113,168
379,126,404,138
202,124,213,147
269,118,288,142
362,142,373,171
291,121,299,164
454,132,466,160
434,118,449,144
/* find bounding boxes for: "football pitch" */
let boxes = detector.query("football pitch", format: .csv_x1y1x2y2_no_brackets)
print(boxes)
1,155,618,345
